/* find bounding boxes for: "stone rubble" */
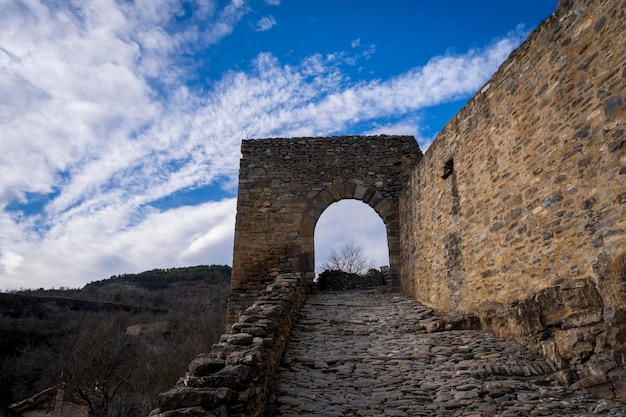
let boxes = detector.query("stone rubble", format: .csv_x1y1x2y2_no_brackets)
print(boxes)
150,273,306,417
270,288,626,417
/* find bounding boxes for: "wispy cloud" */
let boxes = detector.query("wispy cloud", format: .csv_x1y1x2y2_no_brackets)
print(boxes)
364,118,424,142
255,15,277,31
2,199,236,290
0,0,527,289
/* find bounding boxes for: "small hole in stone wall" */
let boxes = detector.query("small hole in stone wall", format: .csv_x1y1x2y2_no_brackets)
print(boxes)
442,158,454,179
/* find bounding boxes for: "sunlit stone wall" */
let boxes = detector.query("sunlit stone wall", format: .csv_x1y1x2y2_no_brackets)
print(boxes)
400,0,625,314
228,135,421,325
400,0,626,395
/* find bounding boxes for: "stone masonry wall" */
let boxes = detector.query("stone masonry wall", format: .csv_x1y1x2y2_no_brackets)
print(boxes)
316,269,386,291
149,273,305,417
400,0,625,397
229,135,421,326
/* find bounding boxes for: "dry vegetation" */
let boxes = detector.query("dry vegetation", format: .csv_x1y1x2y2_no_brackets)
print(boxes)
0,265,231,416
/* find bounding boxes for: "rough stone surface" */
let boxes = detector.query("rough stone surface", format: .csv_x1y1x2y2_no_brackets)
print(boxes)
270,288,626,416
400,0,625,315
149,273,305,417
229,135,422,325
316,269,385,291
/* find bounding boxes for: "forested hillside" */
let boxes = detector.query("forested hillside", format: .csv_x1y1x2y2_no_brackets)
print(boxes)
0,265,231,416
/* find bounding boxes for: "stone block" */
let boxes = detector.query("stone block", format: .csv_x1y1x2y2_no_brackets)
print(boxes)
190,356,225,377
230,324,268,337
561,309,603,329
554,327,598,363
496,298,545,338
560,279,604,314
220,333,254,346
260,305,283,318
571,373,608,389
158,387,234,412
603,306,624,324
613,379,626,401
533,285,564,326
149,406,220,417
586,382,615,399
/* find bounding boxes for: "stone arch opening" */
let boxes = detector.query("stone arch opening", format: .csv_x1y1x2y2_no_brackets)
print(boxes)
297,184,399,284
314,199,389,274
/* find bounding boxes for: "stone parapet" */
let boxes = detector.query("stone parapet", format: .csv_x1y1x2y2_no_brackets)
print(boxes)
316,269,386,291
149,273,306,417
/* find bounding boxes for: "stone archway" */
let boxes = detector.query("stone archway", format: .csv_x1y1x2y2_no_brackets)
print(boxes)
298,184,400,282
227,135,421,325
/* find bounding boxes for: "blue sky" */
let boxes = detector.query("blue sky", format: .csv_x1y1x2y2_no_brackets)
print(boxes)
0,0,558,290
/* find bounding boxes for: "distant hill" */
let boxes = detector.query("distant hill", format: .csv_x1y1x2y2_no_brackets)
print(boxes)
85,264,231,290
0,292,165,321
0,264,231,411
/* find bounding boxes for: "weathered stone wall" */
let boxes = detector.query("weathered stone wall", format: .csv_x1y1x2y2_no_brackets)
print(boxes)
316,269,386,291
150,273,305,417
229,135,421,325
400,0,625,396
401,0,625,316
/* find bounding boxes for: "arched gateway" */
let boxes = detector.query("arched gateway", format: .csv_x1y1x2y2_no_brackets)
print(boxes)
228,135,422,325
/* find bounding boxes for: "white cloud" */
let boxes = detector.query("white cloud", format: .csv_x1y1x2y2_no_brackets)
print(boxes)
363,44,376,59
351,38,361,48
1,199,236,291
365,119,422,139
0,0,252,210
255,15,277,32
0,251,23,276
0,0,527,289
265,0,280,5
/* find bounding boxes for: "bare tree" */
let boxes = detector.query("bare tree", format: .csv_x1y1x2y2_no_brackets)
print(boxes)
62,317,136,417
322,240,375,275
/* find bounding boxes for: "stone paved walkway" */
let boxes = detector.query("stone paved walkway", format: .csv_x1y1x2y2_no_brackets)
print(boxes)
270,288,626,417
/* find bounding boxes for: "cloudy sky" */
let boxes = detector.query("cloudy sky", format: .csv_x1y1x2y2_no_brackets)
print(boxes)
0,0,557,290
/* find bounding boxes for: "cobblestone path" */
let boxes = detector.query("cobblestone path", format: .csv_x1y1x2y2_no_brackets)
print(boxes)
270,288,626,417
